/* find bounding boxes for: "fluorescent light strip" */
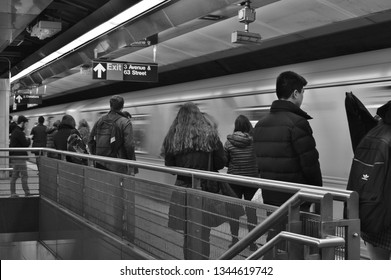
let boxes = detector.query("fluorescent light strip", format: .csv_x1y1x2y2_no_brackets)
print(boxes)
10,0,169,83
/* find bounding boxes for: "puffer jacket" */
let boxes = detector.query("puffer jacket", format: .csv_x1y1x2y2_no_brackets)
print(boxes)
253,100,322,206
224,131,258,178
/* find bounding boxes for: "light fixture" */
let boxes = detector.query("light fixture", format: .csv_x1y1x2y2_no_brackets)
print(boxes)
231,0,262,45
10,0,170,83
27,21,62,40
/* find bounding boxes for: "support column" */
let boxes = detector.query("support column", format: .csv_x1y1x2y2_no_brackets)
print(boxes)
0,78,10,178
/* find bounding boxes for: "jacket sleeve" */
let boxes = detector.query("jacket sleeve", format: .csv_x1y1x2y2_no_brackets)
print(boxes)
292,119,323,186
213,140,227,171
122,119,136,160
223,140,231,167
19,131,31,148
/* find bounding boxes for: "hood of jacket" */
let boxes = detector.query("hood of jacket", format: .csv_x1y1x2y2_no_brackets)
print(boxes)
270,100,313,120
227,131,253,148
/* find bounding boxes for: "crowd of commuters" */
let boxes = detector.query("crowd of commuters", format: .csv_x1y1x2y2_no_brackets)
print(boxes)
7,70,391,260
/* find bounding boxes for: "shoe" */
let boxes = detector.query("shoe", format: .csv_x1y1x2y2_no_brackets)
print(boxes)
249,243,258,251
228,237,239,248
10,194,19,198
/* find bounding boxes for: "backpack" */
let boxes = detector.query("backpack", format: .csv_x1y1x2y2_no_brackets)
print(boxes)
67,130,89,165
92,114,123,157
67,132,89,154
347,125,391,233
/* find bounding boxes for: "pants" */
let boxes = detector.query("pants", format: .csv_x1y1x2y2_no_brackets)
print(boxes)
10,159,30,195
228,184,258,238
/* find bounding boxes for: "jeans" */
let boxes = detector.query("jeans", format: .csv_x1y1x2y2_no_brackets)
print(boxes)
10,158,30,195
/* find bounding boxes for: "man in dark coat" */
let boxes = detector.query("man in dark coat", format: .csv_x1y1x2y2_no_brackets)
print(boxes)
88,95,136,174
253,71,322,206
9,115,31,197
253,71,322,258
31,116,48,150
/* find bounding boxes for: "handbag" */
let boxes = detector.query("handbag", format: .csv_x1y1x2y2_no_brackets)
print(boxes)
202,152,228,227
219,181,246,219
203,196,228,227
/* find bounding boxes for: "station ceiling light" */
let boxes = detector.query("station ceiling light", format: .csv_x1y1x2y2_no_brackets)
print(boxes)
10,0,170,83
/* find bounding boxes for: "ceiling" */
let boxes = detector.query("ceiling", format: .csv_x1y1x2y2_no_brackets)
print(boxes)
2,0,391,111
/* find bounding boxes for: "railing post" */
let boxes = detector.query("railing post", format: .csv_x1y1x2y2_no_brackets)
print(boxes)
287,196,303,259
344,192,360,260
319,193,335,259
185,176,206,259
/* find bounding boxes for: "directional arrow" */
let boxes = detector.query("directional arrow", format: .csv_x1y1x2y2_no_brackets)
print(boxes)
93,63,106,78
15,95,23,103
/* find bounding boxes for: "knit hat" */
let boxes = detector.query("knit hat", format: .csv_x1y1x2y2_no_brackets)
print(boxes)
17,115,28,124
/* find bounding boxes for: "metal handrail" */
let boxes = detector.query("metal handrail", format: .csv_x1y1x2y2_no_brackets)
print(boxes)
1,148,360,259
219,191,328,260
246,231,346,260
0,148,357,201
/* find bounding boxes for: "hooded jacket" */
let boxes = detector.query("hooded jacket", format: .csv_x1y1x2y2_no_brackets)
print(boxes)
53,115,78,151
224,131,258,178
253,100,322,206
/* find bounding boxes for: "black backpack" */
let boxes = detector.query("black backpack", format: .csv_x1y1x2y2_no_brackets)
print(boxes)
92,114,123,157
347,125,391,233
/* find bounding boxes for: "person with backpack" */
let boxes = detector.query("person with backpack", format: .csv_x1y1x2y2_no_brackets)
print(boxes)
53,114,86,164
347,100,391,260
88,95,136,174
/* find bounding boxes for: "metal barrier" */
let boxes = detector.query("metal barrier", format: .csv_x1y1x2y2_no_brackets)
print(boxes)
0,148,361,260
0,148,41,197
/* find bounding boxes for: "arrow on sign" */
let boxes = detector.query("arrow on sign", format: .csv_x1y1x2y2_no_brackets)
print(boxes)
15,95,23,103
93,63,106,78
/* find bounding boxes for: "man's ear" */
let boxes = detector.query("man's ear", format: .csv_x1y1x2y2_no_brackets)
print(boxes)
292,90,299,99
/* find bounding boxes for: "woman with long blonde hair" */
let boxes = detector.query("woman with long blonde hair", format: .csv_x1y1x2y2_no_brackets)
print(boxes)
161,102,226,259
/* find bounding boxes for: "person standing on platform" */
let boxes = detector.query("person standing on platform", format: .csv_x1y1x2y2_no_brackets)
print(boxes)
30,116,47,149
347,101,391,260
30,116,47,170
9,115,17,136
78,119,90,149
53,114,85,164
9,115,31,197
253,71,322,255
88,95,136,175
224,115,259,251
46,120,60,149
46,119,61,158
161,102,226,260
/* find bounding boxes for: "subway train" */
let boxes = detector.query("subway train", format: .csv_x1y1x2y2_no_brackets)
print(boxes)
16,47,391,190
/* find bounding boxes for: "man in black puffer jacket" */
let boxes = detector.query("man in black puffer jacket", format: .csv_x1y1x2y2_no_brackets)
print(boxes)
253,71,322,207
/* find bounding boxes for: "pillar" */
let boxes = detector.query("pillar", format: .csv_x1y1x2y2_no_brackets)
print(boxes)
0,78,10,178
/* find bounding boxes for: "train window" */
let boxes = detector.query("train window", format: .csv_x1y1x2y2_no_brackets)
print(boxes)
130,114,150,153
